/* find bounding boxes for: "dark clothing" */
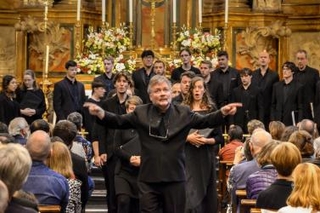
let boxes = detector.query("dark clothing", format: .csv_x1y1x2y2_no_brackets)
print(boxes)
271,79,304,126
294,65,319,119
256,179,293,210
71,152,89,209
53,77,86,121
97,103,225,212
5,197,38,213
314,81,320,133
0,92,20,125
132,68,155,103
94,73,115,98
252,68,279,128
13,134,27,145
211,67,241,106
114,128,141,213
206,77,224,109
171,66,201,83
83,98,102,142
16,89,46,124
230,84,264,133
172,93,184,105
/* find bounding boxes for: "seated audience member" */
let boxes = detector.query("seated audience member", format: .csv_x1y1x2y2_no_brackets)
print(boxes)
314,137,320,152
311,148,320,167
52,120,89,209
268,121,285,140
29,119,50,134
298,119,318,139
0,133,15,144
228,129,272,209
256,142,302,211
246,140,279,199
278,163,320,213
47,142,82,213
0,122,8,133
0,143,38,213
280,125,298,141
288,130,314,161
219,125,244,161
22,130,69,211
8,117,29,145
247,119,265,135
0,180,8,213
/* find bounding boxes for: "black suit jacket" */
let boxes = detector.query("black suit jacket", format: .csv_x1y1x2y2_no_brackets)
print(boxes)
206,77,224,109
271,80,303,126
229,84,264,133
53,77,86,121
97,103,224,183
132,68,155,103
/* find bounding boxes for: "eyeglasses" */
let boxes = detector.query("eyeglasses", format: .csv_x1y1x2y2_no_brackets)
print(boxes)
149,125,168,140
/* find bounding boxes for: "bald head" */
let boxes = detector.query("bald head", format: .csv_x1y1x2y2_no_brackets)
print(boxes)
250,129,272,156
26,130,51,161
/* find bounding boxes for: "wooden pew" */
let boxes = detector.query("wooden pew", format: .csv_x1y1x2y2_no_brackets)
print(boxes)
38,205,61,213
250,208,261,213
218,160,234,212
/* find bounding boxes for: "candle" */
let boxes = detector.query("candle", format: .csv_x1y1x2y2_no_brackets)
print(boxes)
102,0,106,22
225,0,228,23
199,0,202,23
129,0,133,22
173,0,176,23
77,0,81,21
45,45,49,75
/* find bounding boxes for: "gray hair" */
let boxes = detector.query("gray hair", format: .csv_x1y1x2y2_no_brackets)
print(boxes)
8,117,29,136
147,75,172,94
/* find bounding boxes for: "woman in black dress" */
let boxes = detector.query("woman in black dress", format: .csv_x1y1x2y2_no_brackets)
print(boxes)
16,70,46,124
114,95,143,213
0,75,20,125
182,76,223,212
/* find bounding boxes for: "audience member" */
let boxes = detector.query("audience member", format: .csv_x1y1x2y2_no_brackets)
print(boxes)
47,142,82,213
280,125,299,141
0,75,20,125
268,121,285,140
247,119,265,135
171,49,200,83
246,140,279,199
256,142,302,210
52,120,89,210
132,50,155,103
53,60,86,121
200,60,223,108
0,143,37,213
84,75,240,213
298,119,318,139
0,180,8,213
114,96,143,213
16,69,46,124
0,122,8,133
8,117,29,145
230,68,264,133
311,148,320,167
271,61,303,126
294,49,319,120
29,119,50,134
94,56,115,98
278,163,320,213
252,50,279,129
23,130,69,211
219,125,244,161
288,130,314,161
0,133,15,144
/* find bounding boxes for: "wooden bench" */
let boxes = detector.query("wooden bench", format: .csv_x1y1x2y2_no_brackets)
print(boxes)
38,205,61,213
218,160,234,212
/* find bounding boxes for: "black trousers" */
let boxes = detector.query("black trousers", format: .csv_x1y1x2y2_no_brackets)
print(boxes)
102,156,118,213
139,181,186,213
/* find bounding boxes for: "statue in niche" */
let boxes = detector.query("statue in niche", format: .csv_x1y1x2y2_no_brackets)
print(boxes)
253,0,281,12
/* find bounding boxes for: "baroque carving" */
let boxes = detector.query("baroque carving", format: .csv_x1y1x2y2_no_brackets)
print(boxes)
237,20,291,69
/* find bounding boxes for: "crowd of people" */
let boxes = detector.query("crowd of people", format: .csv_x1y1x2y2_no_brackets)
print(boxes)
0,48,320,213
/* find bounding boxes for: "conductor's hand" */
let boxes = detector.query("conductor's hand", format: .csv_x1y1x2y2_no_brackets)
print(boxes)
221,103,242,116
83,102,105,119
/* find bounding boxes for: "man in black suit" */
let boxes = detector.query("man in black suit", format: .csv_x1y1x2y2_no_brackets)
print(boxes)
252,50,279,128
94,56,115,98
230,68,264,133
271,62,304,126
93,71,131,213
199,60,223,108
53,60,86,121
132,50,155,103
85,75,241,213
294,49,319,120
